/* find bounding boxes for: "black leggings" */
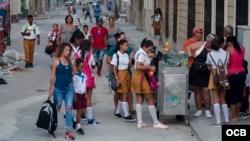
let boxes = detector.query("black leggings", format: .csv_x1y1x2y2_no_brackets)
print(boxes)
227,72,246,105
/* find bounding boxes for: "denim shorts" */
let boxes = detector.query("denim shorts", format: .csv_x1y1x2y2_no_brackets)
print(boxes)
93,48,105,61
53,84,74,107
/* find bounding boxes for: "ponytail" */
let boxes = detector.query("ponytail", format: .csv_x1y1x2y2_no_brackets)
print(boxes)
115,39,128,52
141,38,153,48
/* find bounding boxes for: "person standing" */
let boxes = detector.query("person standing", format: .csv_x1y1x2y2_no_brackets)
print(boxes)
20,15,40,68
94,4,102,25
223,25,234,50
206,35,229,127
131,38,168,129
226,36,246,122
91,18,108,76
48,42,75,140
57,15,76,44
151,8,163,45
111,39,135,121
106,16,120,76
72,7,81,29
84,3,93,22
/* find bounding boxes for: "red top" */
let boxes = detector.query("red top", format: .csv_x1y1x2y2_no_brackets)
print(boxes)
91,26,108,49
228,46,245,75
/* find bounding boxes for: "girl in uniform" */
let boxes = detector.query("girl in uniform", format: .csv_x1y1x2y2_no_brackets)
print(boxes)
131,38,168,129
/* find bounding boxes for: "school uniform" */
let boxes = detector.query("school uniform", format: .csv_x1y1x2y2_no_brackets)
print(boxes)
73,72,87,110
131,48,152,94
111,51,131,93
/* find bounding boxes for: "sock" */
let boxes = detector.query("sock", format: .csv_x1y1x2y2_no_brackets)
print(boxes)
115,101,122,114
87,107,93,120
76,123,81,129
73,116,76,122
213,103,221,124
221,104,229,122
156,35,160,42
148,105,159,124
136,104,143,124
122,102,129,117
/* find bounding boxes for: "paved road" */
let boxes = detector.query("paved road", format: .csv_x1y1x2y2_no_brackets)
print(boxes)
0,5,197,141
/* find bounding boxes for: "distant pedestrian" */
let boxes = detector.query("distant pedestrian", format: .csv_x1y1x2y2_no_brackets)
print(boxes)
90,18,108,76
20,15,40,68
106,16,120,76
82,25,91,43
72,7,81,29
57,15,76,45
131,38,168,129
206,35,229,127
223,25,234,50
84,3,93,22
72,58,87,135
111,39,136,122
48,42,75,140
94,4,102,25
151,8,163,45
47,23,59,57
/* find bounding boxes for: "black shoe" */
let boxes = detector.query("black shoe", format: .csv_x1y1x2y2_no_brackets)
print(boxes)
0,78,7,84
29,63,33,67
72,120,77,129
81,115,88,121
114,113,123,119
76,128,84,135
124,116,136,122
25,63,29,68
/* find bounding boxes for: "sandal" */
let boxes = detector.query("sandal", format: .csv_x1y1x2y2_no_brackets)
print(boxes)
229,118,238,123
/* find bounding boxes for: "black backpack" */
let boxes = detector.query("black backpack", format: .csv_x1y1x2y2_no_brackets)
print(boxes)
36,98,57,138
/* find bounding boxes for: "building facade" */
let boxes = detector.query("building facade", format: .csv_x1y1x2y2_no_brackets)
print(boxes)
131,0,250,51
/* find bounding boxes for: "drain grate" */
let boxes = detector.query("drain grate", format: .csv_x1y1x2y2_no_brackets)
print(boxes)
37,89,48,92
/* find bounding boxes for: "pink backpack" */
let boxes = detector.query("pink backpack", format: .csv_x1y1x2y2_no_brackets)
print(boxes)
74,52,95,89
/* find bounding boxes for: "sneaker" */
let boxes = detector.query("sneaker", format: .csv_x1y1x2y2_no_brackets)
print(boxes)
72,120,77,129
205,110,212,118
153,122,168,129
29,63,33,67
97,70,101,76
114,113,123,119
88,118,100,125
76,128,84,135
25,63,29,68
81,115,88,121
65,131,75,140
124,116,136,122
137,122,147,128
193,110,203,117
239,112,248,119
212,123,221,127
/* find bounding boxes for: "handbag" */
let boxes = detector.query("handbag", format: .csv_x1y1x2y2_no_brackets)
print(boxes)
194,61,207,71
110,53,119,91
141,70,158,92
45,44,55,55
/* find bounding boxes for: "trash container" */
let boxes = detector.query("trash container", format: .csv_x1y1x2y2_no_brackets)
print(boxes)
157,52,189,125
0,28,6,56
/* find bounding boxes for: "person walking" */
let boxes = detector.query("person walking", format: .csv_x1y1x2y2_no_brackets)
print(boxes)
225,36,246,122
57,15,76,45
93,4,102,25
84,3,93,22
206,35,229,127
47,23,59,57
20,15,40,68
106,16,120,76
72,58,87,135
187,34,214,118
48,42,75,140
131,38,168,129
90,18,108,76
151,8,163,45
72,7,81,29
111,39,136,121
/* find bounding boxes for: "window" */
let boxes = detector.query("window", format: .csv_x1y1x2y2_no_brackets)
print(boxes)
173,0,178,42
216,0,224,35
165,0,169,38
187,0,196,38
204,0,212,39
236,0,248,36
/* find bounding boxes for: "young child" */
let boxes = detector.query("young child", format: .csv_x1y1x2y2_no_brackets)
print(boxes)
72,58,87,135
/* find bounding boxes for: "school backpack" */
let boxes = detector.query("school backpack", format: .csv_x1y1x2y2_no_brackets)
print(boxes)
24,23,37,33
209,53,230,89
36,98,57,138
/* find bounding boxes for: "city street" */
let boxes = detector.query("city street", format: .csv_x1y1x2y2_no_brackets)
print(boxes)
0,4,197,141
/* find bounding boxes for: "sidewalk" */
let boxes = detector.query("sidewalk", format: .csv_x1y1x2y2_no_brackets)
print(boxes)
118,22,250,141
